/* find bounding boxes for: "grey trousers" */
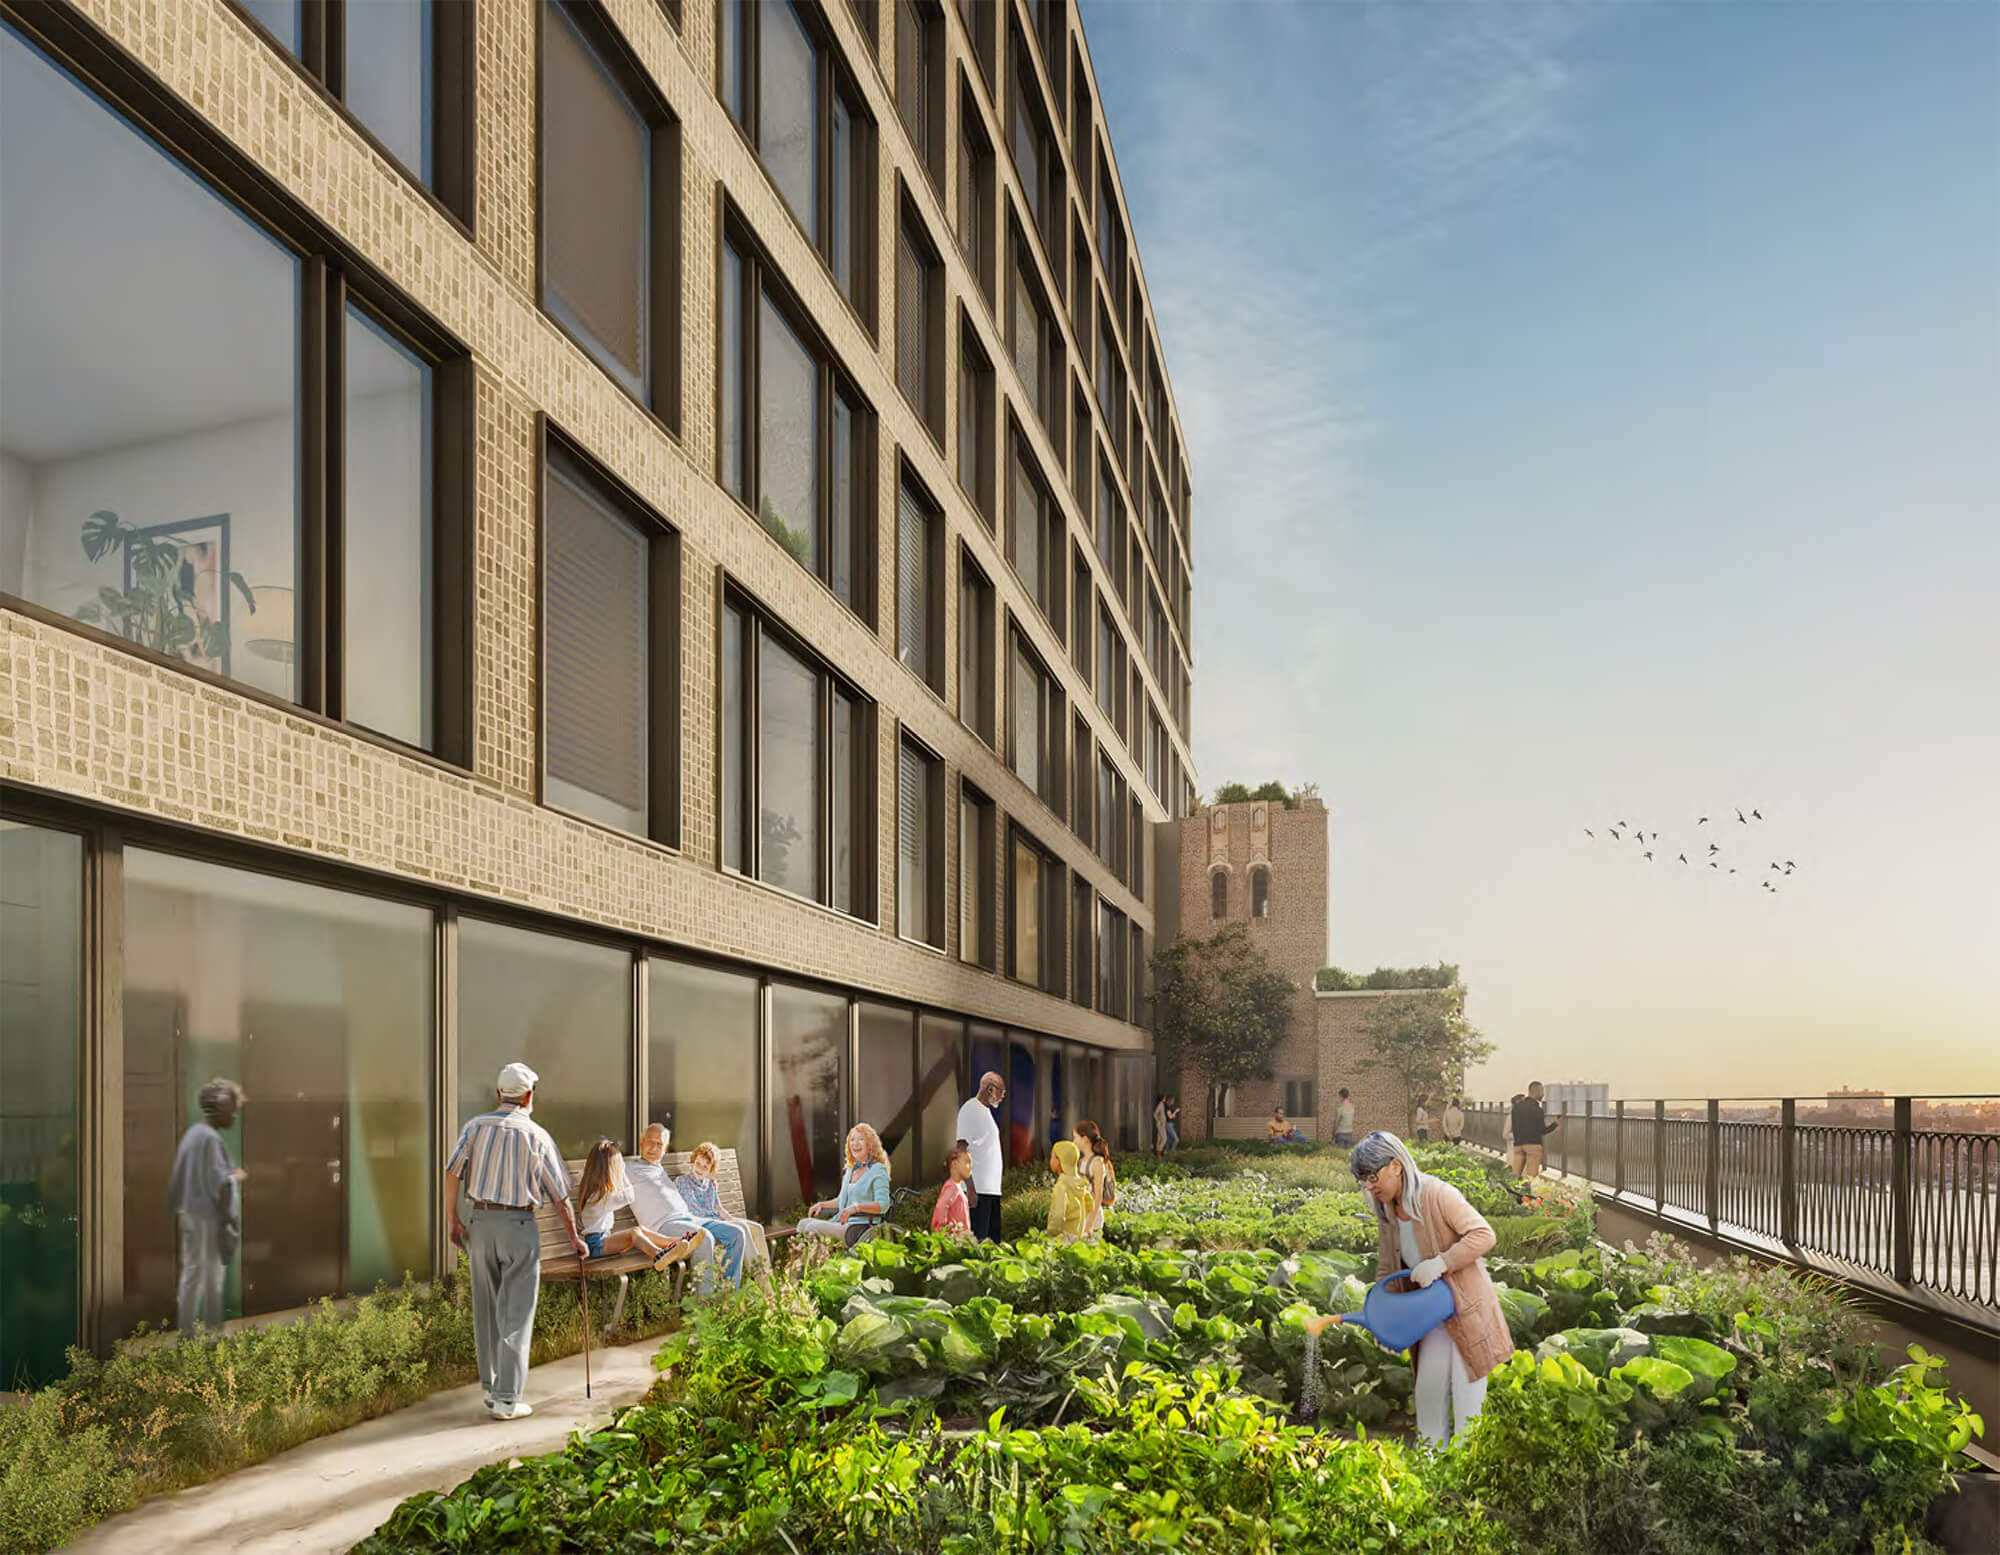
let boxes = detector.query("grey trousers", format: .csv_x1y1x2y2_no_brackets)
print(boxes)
467,1207,542,1406
176,1212,226,1333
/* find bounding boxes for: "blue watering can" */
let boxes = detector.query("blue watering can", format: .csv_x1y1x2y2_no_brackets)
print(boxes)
1343,1269,1456,1352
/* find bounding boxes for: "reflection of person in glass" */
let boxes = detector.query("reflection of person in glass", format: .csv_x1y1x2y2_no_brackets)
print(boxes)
168,1078,246,1335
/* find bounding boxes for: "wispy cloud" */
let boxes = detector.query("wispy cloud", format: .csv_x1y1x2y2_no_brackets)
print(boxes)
1086,0,1613,779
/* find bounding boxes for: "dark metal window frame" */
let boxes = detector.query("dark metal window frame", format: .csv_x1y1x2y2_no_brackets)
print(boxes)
221,0,477,232
1004,820,1064,996
957,546,997,745
1007,422,1066,636
534,418,684,849
720,0,878,329
955,308,997,526
895,728,946,948
1006,619,1064,816
896,456,947,695
536,0,683,430
720,213,879,627
719,583,878,922
895,182,947,441
0,3,476,770
955,70,996,304
894,0,945,192
957,778,997,969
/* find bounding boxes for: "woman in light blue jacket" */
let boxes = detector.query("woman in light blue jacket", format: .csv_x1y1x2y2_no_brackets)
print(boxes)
798,1124,891,1239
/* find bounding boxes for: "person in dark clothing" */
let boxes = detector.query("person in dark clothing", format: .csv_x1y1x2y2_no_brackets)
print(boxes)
1509,1082,1561,1178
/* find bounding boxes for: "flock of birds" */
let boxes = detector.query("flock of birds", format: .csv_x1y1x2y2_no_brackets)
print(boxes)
1585,808,1797,893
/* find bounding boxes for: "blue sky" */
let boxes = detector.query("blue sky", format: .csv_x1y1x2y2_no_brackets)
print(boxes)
1084,0,1999,1098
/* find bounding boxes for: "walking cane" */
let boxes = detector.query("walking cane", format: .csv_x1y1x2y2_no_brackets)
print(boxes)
579,1265,592,1399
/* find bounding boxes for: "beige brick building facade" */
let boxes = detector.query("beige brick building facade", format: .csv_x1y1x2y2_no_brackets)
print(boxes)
0,0,1195,1380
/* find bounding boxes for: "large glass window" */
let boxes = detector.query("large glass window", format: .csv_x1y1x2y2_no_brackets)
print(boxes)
857,1002,916,1184
1008,830,1049,987
770,983,846,1212
543,445,673,839
0,26,468,756
1070,876,1092,1011
647,957,759,1214
458,918,628,1162
956,81,994,301
721,232,873,615
1006,1031,1039,1165
1009,629,1061,810
541,0,675,414
1008,30,1060,248
1009,246,1056,428
1095,898,1122,1017
1009,435,1063,629
0,821,81,1386
898,473,942,690
895,0,944,186
918,1013,963,1186
898,735,943,946
123,851,433,1327
724,1,872,312
722,595,873,916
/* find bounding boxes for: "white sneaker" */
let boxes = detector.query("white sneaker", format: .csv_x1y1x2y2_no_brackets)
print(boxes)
488,1400,533,1421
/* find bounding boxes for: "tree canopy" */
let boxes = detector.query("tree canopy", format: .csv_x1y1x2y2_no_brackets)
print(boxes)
1314,962,1460,992
1357,986,1493,1112
1150,923,1296,1095
1208,781,1300,808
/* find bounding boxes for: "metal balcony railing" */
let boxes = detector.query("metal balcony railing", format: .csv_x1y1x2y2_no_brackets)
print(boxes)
1461,1096,1999,1318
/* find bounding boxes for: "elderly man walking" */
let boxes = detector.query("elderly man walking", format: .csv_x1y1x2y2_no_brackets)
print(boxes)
956,1072,1006,1242
169,1078,246,1335
443,1063,586,1420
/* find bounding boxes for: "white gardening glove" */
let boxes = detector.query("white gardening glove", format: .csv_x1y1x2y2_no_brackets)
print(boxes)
1411,1257,1447,1288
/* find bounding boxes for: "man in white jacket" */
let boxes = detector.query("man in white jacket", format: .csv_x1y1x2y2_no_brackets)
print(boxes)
955,1072,1006,1241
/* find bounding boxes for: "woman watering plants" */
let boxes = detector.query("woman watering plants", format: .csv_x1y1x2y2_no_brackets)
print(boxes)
1302,1131,1512,1444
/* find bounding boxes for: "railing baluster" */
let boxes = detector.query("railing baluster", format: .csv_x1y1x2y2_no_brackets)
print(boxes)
1892,1097,1912,1287
1780,1099,1797,1248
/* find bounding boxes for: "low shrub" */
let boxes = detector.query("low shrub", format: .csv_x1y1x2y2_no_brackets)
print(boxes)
0,1257,684,1550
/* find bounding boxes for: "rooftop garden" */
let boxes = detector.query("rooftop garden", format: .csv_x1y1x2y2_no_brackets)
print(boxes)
363,1143,1984,1554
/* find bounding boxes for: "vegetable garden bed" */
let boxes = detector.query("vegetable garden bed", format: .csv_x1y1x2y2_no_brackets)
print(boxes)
361,1144,1984,1554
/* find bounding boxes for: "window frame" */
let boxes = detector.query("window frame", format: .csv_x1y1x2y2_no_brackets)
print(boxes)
1005,822,1063,994
1007,621,1063,814
1250,863,1271,919
720,215,878,624
538,0,683,428
1007,425,1065,633
719,585,877,919
896,186,946,440
720,0,878,325
1007,223,1062,435
896,460,946,695
955,309,996,524
894,0,945,192
0,8,478,769
896,729,946,948
957,547,997,744
955,72,996,303
1006,22,1062,254
536,423,683,847
957,779,997,967
227,0,476,227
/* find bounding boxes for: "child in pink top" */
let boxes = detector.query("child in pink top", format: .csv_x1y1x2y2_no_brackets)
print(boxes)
931,1139,974,1237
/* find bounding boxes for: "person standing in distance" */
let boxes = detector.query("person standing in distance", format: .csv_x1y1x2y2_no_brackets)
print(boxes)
168,1078,247,1336
1509,1082,1561,1179
956,1071,1006,1242
1332,1088,1356,1149
442,1063,587,1420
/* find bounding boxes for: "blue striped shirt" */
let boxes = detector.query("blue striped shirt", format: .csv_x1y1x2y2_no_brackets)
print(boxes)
444,1105,573,1207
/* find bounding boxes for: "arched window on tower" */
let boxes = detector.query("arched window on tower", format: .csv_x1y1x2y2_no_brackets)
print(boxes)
1209,866,1228,920
1250,865,1270,918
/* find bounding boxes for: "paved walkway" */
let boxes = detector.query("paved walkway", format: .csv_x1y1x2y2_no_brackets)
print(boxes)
66,1336,670,1555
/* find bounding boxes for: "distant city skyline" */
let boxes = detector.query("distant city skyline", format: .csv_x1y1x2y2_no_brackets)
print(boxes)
1086,0,1999,1098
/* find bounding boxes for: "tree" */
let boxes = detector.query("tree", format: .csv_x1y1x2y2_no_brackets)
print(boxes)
1150,923,1296,1107
1358,986,1493,1119
1208,780,1298,808
1315,962,1460,992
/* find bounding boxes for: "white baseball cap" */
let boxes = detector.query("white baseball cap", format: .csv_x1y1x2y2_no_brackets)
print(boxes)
496,1062,539,1097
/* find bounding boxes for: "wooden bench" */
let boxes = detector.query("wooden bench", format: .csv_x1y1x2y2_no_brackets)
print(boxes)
531,1146,767,1396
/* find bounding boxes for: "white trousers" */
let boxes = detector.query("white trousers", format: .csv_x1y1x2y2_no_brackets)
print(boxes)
1413,1324,1487,1444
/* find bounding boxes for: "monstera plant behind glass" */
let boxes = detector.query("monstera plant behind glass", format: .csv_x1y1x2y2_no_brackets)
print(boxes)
72,509,255,668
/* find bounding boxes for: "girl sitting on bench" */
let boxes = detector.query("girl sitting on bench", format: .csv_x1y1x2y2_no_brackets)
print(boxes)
577,1139,699,1271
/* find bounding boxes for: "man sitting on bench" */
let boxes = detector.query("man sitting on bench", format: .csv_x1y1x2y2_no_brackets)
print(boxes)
628,1122,749,1289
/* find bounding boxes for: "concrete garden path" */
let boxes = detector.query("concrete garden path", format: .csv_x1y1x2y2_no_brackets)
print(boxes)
65,1335,670,1555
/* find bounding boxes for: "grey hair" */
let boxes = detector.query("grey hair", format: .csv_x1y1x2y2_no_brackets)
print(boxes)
1349,1130,1426,1221
199,1078,245,1123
